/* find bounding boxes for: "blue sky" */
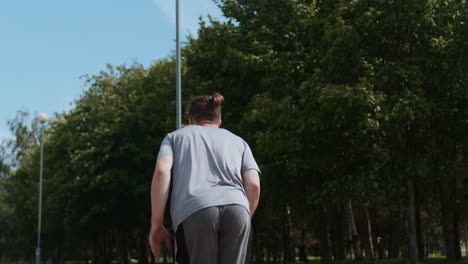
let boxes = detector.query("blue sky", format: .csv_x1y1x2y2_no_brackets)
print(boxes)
0,0,224,141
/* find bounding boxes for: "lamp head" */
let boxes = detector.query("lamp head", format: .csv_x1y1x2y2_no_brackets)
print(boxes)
37,113,48,123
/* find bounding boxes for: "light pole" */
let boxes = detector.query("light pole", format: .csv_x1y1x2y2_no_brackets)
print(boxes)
176,0,181,129
36,113,47,264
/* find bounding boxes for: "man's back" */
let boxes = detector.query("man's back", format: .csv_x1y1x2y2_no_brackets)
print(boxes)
158,125,258,230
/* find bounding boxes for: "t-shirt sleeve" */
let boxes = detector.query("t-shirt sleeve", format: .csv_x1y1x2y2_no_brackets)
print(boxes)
241,142,261,175
157,135,173,158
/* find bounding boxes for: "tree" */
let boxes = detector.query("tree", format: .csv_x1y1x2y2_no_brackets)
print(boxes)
2,60,180,263
189,1,468,263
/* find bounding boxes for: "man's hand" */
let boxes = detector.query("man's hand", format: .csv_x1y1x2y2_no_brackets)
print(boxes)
149,224,173,259
242,169,260,217
149,154,173,258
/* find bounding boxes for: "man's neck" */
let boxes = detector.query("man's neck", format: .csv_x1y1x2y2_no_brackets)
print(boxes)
197,121,218,128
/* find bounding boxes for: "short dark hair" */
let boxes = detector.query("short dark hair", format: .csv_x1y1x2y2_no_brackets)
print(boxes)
187,92,224,123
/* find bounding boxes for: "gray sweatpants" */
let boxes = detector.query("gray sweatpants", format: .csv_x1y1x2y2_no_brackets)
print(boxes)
175,204,251,264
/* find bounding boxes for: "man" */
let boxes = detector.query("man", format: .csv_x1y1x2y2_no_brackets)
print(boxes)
149,93,261,264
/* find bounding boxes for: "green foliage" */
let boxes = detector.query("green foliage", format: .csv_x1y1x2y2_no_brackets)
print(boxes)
0,0,467,262
191,0,468,262
0,60,180,260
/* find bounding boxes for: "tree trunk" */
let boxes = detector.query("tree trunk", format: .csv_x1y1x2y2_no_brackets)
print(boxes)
415,204,424,261
259,243,265,264
440,179,461,262
254,235,263,264
93,231,112,264
82,244,89,264
387,219,394,259
107,230,113,264
267,247,272,263
51,246,63,264
283,204,295,263
107,230,114,264
453,211,462,260
116,230,129,264
425,232,431,257
345,201,362,260
92,236,98,264
406,178,420,264
317,205,332,264
138,229,149,264
299,214,308,262
328,209,336,260
162,248,168,264
376,236,384,259
274,245,280,263
465,239,468,257
365,206,375,260
347,212,354,259
335,208,346,261
387,211,402,259
329,205,345,260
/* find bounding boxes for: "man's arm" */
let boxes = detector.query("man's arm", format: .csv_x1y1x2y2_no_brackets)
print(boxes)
149,154,173,259
242,169,260,217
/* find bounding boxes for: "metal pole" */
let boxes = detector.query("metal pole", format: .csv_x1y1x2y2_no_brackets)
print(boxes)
176,0,182,129
36,123,44,264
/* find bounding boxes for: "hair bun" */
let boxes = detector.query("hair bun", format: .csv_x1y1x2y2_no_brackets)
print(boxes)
207,92,224,109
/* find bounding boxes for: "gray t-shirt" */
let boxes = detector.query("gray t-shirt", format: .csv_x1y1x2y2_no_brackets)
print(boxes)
158,125,260,230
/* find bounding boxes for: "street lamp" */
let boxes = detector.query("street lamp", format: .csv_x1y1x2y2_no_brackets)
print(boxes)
176,0,181,129
36,113,47,264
